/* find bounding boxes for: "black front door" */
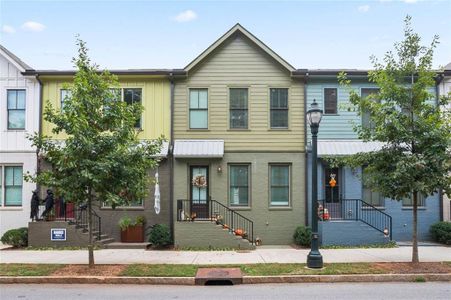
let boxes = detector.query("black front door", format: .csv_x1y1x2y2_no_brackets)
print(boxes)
190,166,209,219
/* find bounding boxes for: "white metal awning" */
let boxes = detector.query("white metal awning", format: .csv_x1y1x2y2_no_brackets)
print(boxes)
173,140,224,158
317,140,385,156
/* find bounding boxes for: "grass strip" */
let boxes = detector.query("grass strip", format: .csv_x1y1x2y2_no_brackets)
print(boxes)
0,264,65,276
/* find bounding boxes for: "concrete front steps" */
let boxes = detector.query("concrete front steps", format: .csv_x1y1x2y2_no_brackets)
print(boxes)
175,221,255,250
320,220,390,246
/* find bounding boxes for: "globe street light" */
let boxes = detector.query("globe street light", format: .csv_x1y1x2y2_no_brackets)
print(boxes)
306,99,323,269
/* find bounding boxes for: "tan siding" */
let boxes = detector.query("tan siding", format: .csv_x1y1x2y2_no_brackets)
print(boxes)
174,34,305,151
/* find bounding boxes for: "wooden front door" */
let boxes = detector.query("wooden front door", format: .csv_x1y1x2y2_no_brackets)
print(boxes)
190,166,209,219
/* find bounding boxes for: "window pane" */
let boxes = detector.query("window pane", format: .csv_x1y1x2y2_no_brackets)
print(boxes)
17,90,26,109
230,110,248,128
271,166,289,185
124,88,142,105
190,110,208,128
271,187,289,205
402,194,425,206
5,187,22,206
198,90,208,109
270,88,288,108
361,88,379,99
230,88,248,109
324,88,337,114
7,90,17,109
189,90,199,109
270,110,288,128
8,110,25,129
60,89,71,110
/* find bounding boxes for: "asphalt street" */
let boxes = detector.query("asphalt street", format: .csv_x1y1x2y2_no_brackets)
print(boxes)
1,283,450,300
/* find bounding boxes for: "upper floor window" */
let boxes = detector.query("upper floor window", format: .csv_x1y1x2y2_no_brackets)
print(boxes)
60,89,72,111
7,89,26,130
229,164,250,207
0,166,23,207
270,88,288,128
324,88,337,114
229,88,248,129
361,88,380,130
269,164,290,206
124,88,142,128
189,89,208,129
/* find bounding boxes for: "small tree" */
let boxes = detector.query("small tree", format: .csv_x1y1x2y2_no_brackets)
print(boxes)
27,39,163,267
339,16,451,263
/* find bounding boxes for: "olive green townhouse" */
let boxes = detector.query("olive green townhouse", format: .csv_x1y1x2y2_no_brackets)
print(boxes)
172,24,307,248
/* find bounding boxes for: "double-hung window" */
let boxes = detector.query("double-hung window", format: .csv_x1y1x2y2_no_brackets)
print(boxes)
362,166,383,207
229,164,250,207
229,88,248,129
361,88,380,130
7,90,26,130
324,88,337,114
0,166,23,207
189,89,208,129
269,164,290,206
124,88,142,128
270,88,288,128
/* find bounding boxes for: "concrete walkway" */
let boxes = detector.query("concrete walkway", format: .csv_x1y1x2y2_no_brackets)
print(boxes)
1,246,450,264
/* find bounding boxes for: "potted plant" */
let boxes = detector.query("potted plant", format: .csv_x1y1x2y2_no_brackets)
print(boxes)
119,216,146,243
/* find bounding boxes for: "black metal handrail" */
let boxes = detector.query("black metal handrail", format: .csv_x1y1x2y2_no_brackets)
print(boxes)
177,199,254,245
318,198,392,240
35,202,102,241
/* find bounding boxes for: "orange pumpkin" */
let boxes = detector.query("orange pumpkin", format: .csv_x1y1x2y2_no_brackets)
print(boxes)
235,229,244,236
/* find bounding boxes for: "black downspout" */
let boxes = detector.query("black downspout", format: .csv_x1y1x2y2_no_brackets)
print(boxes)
304,73,309,226
169,75,175,241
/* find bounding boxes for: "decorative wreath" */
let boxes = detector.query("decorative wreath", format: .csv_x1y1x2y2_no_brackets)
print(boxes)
192,175,207,188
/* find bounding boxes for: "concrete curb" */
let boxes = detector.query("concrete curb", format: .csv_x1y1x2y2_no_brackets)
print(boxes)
1,273,450,285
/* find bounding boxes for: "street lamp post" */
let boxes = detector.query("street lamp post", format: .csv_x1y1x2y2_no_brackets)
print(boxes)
306,99,323,269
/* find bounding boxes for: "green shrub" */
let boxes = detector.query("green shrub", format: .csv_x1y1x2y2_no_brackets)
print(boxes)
149,224,171,247
293,225,311,247
429,221,451,245
1,227,28,248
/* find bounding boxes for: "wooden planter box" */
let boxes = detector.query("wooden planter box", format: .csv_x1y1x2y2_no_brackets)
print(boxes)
120,225,144,243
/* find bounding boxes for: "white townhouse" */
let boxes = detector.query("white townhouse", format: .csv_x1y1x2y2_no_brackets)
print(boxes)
0,45,40,236
439,62,451,221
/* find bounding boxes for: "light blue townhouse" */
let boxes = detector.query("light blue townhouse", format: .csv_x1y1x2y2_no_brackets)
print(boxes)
304,69,442,246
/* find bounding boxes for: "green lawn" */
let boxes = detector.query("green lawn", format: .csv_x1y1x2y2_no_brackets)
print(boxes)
0,264,65,276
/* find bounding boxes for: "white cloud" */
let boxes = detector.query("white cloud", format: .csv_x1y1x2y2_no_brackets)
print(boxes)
2,25,16,34
358,5,370,12
379,0,421,3
173,10,197,23
21,21,46,32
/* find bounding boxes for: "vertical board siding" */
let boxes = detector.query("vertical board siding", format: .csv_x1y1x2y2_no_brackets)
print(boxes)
41,77,171,140
174,34,305,152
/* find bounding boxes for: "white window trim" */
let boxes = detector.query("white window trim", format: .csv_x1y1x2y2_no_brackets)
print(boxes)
0,164,24,207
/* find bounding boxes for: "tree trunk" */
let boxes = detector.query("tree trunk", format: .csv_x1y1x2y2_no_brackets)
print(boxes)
87,191,95,267
412,191,419,263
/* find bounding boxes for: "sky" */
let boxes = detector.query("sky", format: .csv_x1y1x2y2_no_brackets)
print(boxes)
1,0,450,70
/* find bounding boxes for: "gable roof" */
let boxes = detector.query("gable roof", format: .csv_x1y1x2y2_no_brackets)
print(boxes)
184,23,295,73
0,44,34,72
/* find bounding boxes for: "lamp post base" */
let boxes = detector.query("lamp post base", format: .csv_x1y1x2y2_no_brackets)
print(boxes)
307,251,323,269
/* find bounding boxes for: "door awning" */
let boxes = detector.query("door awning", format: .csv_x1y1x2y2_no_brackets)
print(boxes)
173,140,224,158
317,140,385,156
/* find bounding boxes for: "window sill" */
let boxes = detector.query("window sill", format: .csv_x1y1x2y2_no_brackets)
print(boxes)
402,207,427,210
187,129,210,132
227,129,251,132
0,207,23,211
323,114,340,116
6,129,26,132
269,206,292,211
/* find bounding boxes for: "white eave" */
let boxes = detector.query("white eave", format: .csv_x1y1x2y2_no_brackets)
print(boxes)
173,140,224,158
317,140,385,156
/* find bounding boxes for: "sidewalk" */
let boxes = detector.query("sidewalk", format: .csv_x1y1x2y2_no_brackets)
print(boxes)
1,246,450,264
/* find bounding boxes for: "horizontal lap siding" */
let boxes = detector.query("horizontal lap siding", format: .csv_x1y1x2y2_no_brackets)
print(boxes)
174,34,304,152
